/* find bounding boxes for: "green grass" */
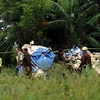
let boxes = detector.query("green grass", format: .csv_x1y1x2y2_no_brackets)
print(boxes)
0,64,100,100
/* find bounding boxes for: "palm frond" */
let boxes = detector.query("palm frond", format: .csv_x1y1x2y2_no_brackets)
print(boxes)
87,14,100,25
0,31,6,40
95,26,100,31
76,4,98,22
88,32,100,38
58,0,76,14
86,37,100,47
52,2,68,18
48,20,74,32
58,0,69,12
80,1,94,11
48,20,67,25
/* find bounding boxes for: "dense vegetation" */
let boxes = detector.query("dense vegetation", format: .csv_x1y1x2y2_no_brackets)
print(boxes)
0,0,100,64
0,64,100,100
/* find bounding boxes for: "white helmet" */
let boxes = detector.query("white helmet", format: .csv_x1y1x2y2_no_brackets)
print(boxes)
82,47,88,50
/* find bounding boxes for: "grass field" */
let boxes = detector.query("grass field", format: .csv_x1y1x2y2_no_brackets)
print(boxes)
0,63,100,100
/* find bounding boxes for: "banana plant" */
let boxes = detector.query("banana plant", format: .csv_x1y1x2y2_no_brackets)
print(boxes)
47,0,100,48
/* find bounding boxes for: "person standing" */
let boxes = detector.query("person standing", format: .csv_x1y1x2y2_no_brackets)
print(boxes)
16,48,24,75
22,48,32,77
79,47,91,72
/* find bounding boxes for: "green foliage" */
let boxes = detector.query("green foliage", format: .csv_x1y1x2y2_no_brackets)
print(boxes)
77,4,99,22
89,32,100,38
85,37,100,47
36,31,50,46
58,0,76,15
87,14,100,25
0,0,54,45
69,32,78,47
47,0,100,48
16,0,54,44
0,64,100,100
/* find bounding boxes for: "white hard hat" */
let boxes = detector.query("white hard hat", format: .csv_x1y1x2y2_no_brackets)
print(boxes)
82,47,88,50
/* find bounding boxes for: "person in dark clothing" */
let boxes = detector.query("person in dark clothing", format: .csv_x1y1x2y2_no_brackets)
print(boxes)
54,49,65,63
79,47,91,72
22,48,32,77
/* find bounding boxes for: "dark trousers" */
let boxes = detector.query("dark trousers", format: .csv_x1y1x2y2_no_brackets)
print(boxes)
25,66,32,78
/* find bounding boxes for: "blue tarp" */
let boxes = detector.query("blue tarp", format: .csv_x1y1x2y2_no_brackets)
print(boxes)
30,47,55,70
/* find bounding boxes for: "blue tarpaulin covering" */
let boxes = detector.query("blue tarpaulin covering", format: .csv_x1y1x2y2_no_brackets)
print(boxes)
30,47,55,70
